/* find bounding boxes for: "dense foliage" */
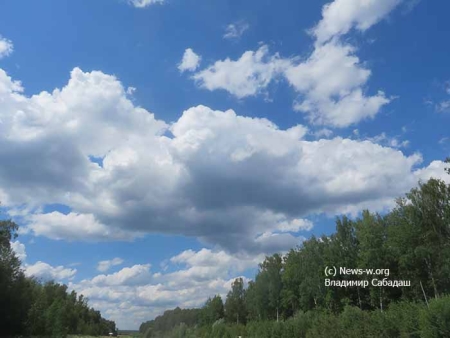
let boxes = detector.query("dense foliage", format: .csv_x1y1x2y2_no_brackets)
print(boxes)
139,177,450,337
0,220,116,337
139,307,202,336
140,298,450,338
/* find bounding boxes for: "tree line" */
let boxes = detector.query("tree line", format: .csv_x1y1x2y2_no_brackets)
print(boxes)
0,220,117,337
139,173,450,337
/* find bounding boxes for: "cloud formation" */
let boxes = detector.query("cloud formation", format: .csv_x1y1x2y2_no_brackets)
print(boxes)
25,261,77,281
27,212,141,242
127,0,164,8
10,240,77,282
0,67,448,254
178,48,201,73
284,41,391,126
312,0,403,45
92,264,152,286
70,248,259,328
189,0,405,127
0,35,13,59
193,45,288,99
11,241,27,261
97,257,125,272
223,21,250,40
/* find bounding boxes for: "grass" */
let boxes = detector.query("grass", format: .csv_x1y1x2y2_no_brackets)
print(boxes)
68,335,137,338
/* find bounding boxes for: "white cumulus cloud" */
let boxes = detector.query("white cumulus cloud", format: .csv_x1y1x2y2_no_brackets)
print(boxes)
0,67,448,254
69,249,257,329
284,41,391,126
25,261,77,281
127,0,164,8
97,257,125,272
11,241,27,261
193,45,288,98
91,264,152,286
178,48,201,73
0,35,13,59
28,212,142,242
312,0,403,45
189,0,405,127
276,218,314,232
12,240,76,282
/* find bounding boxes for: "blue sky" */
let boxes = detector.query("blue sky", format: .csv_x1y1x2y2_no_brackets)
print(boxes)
1,0,449,330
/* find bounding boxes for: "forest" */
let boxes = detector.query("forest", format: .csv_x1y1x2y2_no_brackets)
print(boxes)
1,161,449,338
0,220,117,337
139,165,450,337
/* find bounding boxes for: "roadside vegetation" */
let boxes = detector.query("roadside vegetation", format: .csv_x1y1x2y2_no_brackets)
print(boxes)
139,162,450,338
0,221,117,337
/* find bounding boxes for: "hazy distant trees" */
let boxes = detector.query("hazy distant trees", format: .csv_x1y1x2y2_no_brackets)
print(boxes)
140,307,202,336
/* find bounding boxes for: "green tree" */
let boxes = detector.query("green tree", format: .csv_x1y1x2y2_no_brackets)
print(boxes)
387,179,450,303
225,278,247,324
245,280,265,321
281,237,328,316
201,295,225,325
420,295,450,337
256,254,283,321
326,216,360,311
0,219,30,336
0,218,116,338
354,211,394,311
